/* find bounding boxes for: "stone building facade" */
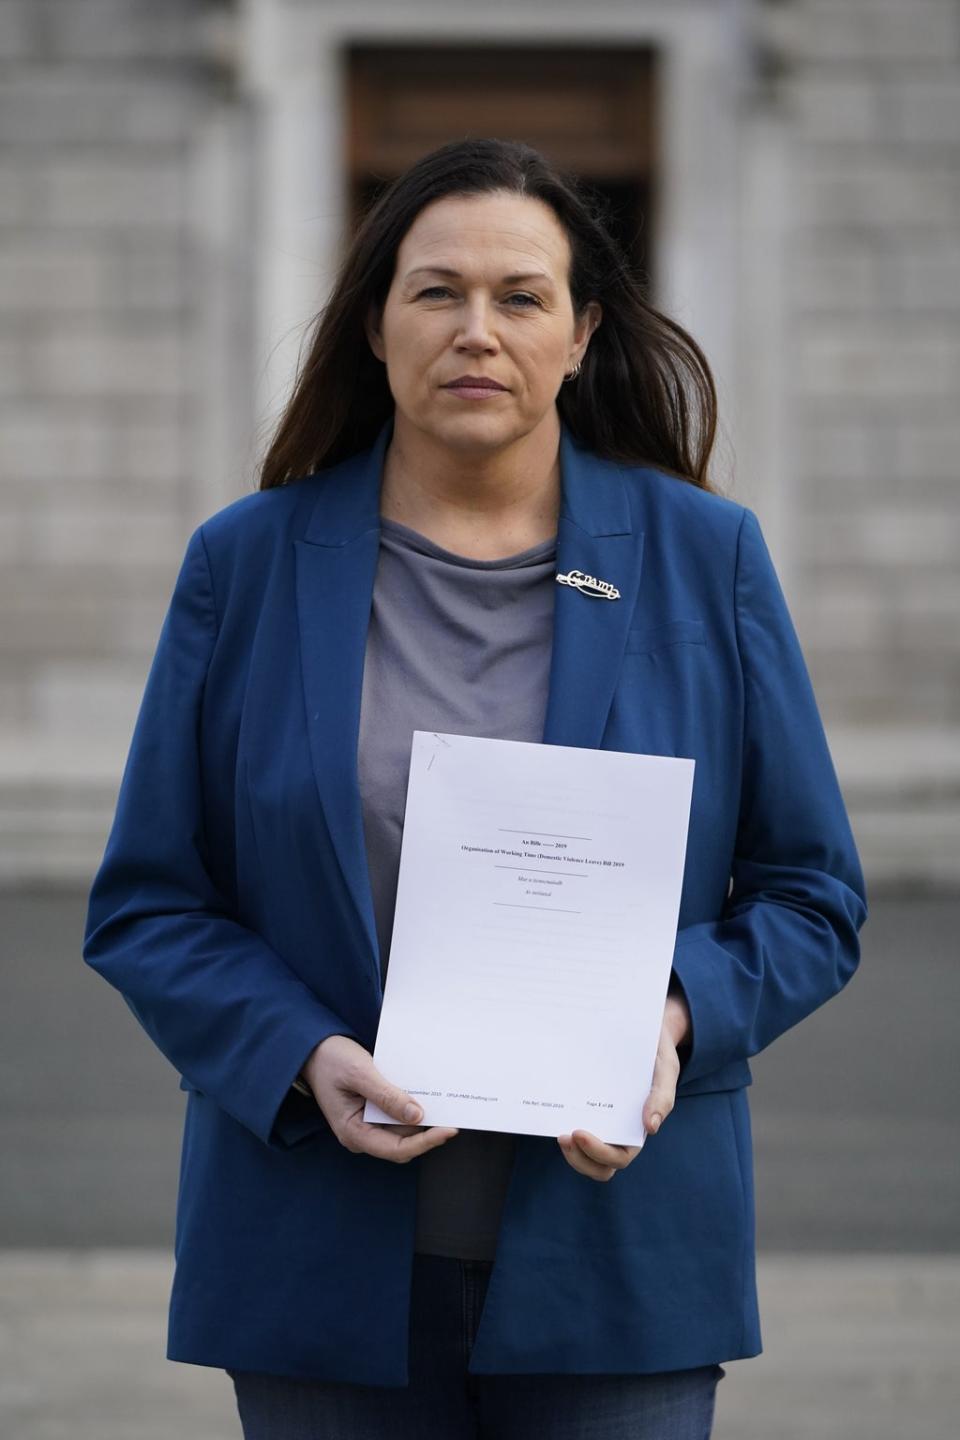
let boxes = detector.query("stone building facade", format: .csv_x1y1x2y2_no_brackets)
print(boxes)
2,0,958,888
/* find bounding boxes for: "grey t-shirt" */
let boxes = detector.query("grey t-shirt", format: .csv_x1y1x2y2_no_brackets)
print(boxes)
357,515,557,1260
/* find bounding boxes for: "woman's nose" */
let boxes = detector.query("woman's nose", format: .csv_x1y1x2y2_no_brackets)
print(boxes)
454,298,499,347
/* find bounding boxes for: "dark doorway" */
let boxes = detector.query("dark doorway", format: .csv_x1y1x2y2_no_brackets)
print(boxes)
346,45,658,286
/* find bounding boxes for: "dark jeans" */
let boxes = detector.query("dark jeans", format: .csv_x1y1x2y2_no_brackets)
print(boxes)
228,1253,726,1439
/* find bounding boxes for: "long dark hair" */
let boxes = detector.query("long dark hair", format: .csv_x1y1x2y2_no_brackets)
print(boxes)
258,138,719,493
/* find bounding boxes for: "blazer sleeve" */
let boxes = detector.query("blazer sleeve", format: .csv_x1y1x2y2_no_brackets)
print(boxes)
82,524,361,1149
670,507,868,1083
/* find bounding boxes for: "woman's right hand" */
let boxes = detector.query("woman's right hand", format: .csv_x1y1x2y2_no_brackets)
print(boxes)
301,1034,459,1162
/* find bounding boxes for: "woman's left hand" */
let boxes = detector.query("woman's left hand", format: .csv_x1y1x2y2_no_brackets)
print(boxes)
557,988,691,1182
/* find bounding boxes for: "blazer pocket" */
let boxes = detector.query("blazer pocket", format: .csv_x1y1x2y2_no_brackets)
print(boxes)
624,618,706,655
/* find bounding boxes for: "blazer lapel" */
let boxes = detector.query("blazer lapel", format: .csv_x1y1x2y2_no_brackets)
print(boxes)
294,416,645,993
543,427,644,749
294,420,393,990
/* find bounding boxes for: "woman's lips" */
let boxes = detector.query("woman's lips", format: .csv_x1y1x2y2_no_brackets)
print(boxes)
442,384,509,400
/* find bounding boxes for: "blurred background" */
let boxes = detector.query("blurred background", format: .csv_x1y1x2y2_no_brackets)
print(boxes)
1,1,958,1437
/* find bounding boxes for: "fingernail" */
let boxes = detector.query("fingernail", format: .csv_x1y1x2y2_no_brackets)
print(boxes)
403,1103,422,1122
650,1113,662,1133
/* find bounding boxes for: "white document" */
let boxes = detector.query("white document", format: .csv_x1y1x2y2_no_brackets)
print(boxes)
363,731,694,1146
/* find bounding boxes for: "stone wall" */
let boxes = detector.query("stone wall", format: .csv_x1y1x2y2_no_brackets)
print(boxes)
0,1,251,881
1,0,957,886
784,0,960,884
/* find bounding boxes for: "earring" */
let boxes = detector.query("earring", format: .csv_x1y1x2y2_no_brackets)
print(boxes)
563,360,582,383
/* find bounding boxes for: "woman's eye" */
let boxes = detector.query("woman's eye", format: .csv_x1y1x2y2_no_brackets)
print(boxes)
416,287,540,307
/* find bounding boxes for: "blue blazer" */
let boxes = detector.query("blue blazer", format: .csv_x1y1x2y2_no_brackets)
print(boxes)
83,413,867,1385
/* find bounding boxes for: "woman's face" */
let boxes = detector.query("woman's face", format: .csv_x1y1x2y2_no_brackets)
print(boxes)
365,190,601,455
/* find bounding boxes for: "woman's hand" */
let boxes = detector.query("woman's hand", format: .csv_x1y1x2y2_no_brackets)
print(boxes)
557,988,691,1182
301,1035,458,1162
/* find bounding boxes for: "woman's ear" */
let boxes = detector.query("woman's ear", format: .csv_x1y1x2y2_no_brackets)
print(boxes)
570,301,602,370
365,301,385,363
580,300,602,349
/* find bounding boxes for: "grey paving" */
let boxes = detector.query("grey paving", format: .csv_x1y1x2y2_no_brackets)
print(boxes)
2,890,959,1436
0,1251,957,1440
0,1251,236,1440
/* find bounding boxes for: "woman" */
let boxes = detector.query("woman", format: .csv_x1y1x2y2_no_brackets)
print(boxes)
83,138,867,1439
